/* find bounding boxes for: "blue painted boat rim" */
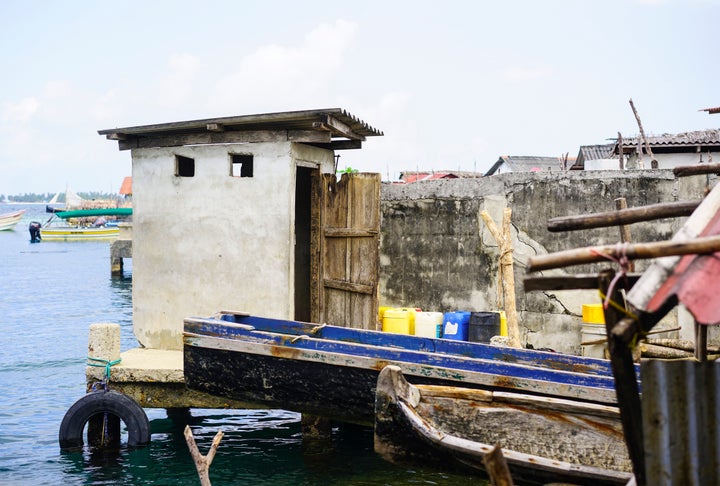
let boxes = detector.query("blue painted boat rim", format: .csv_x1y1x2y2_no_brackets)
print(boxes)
184,314,632,404
184,332,618,404
195,313,638,378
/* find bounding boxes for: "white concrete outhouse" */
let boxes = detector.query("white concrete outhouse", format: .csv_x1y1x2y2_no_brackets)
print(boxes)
100,109,383,351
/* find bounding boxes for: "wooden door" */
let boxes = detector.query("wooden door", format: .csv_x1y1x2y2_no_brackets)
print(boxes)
310,172,380,329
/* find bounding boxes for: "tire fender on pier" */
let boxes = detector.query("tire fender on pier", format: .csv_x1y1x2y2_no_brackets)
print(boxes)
59,390,150,450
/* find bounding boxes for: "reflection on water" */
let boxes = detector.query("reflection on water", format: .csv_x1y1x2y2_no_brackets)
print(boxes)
1,205,484,485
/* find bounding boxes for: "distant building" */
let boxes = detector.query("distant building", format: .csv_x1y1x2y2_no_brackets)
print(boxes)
119,176,132,198
614,129,720,169
483,155,568,176
570,144,616,171
398,170,482,183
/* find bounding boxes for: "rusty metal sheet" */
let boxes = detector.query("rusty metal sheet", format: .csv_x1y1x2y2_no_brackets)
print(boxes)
645,204,720,325
642,359,720,485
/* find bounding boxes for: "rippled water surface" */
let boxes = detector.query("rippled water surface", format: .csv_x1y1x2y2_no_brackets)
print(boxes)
0,204,481,485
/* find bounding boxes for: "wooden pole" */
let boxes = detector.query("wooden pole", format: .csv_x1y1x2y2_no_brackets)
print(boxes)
615,198,635,272
673,163,720,177
547,199,700,232
482,444,515,486
599,271,645,485
629,98,657,169
480,209,521,348
618,132,625,170
695,321,708,361
184,425,224,486
526,234,720,272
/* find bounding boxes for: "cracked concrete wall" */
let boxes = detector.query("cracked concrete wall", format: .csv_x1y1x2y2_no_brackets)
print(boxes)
379,170,710,354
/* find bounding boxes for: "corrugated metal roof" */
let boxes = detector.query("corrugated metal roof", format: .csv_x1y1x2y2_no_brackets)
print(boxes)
484,155,566,175
619,129,720,149
100,108,383,138
572,144,616,170
580,144,615,161
701,106,720,115
99,108,383,151
642,359,720,486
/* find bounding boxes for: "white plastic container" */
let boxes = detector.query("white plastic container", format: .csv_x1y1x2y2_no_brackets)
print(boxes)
414,312,443,338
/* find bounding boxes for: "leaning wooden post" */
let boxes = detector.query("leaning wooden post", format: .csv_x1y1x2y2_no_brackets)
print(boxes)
629,98,657,169
184,425,224,486
480,208,521,348
599,271,645,485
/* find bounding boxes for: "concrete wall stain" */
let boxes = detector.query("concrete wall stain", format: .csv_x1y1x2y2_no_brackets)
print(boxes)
379,170,711,354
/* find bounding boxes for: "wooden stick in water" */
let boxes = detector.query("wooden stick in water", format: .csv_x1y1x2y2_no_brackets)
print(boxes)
184,425,224,486
483,444,515,486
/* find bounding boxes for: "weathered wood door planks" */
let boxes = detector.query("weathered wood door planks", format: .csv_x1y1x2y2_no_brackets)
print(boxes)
312,173,380,329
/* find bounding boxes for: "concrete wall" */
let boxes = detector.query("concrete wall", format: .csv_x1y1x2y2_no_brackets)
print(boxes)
131,141,334,350
626,151,720,170
379,170,710,354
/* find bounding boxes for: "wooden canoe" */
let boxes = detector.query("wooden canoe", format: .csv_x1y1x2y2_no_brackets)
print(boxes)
374,365,633,485
184,312,638,426
0,209,25,231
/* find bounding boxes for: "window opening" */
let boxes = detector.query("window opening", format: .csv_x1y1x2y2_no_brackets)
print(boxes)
176,155,195,177
232,154,254,178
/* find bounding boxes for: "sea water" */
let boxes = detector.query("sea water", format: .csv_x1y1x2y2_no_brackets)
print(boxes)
0,204,481,485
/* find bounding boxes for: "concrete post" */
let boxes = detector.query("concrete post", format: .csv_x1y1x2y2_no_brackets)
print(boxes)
88,323,121,362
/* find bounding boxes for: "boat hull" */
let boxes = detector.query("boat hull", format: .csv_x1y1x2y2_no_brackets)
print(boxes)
374,366,633,485
0,209,25,231
40,226,119,241
183,313,635,426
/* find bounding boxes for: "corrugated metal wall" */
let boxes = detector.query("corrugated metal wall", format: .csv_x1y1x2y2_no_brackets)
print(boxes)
642,359,720,485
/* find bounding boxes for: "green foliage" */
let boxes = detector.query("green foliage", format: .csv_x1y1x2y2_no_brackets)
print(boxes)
337,166,359,174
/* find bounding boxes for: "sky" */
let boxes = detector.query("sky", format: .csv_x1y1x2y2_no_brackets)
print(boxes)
1,0,719,196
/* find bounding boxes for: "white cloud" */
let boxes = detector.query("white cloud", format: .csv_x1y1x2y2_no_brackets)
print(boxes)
43,80,73,98
2,97,40,122
156,53,203,108
502,66,552,82
208,19,359,113
88,89,122,121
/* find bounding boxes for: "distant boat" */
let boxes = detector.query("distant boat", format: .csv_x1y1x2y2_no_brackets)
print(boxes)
40,224,119,242
46,188,85,213
55,208,132,219
0,209,26,231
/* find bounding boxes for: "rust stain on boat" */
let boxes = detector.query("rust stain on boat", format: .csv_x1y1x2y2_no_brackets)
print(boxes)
269,345,303,360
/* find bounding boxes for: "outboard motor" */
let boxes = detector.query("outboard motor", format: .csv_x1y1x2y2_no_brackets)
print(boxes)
29,221,42,243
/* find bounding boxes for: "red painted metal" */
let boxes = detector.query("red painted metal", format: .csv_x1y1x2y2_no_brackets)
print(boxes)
646,208,720,325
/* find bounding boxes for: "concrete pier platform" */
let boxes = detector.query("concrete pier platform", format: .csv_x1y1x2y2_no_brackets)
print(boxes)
86,323,258,410
110,222,132,276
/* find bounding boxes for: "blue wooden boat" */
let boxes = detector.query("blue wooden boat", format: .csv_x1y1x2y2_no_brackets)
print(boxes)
183,311,636,426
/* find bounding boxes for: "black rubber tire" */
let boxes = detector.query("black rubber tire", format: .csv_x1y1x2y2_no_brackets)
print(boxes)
59,390,151,450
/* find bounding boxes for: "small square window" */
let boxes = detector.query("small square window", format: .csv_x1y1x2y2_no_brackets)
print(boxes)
232,154,254,178
176,155,195,177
